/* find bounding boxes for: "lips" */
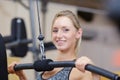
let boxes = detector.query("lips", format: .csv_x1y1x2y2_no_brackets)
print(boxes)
56,40,65,46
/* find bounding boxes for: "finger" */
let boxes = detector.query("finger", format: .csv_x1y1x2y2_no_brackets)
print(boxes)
8,62,17,73
75,56,93,72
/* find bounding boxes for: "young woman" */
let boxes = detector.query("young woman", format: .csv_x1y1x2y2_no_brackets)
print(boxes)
8,10,100,80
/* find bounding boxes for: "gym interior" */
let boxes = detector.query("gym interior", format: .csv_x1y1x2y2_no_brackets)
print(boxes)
0,0,120,80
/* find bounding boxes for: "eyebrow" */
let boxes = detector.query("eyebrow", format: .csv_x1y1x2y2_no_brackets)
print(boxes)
52,27,58,29
52,25,70,29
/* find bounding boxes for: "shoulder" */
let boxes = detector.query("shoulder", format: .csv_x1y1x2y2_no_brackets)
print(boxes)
69,68,93,80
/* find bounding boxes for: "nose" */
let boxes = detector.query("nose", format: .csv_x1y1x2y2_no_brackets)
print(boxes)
56,30,63,38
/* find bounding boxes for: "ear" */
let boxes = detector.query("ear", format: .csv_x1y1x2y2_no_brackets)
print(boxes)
76,28,82,39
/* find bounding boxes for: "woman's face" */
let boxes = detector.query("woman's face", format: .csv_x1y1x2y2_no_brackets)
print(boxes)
52,16,82,52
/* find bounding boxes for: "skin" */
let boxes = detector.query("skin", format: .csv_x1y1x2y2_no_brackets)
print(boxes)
8,11,100,80
8,62,27,80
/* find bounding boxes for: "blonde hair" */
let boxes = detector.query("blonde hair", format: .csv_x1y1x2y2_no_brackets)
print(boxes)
51,10,82,54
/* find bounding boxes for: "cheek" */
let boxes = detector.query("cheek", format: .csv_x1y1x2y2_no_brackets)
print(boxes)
67,33,77,43
67,32,76,39
51,34,56,42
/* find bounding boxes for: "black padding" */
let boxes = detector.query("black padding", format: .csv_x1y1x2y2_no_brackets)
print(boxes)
107,0,120,25
44,42,56,51
10,18,28,57
107,0,120,33
77,10,94,22
34,59,54,71
0,34,8,80
3,36,14,43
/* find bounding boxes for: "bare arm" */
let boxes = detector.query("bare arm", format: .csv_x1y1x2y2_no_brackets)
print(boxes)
8,62,27,80
92,73,101,80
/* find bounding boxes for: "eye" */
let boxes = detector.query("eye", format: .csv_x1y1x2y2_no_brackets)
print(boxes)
63,28,69,32
52,29,58,33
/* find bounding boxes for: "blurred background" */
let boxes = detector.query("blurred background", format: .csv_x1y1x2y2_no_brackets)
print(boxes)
0,0,120,80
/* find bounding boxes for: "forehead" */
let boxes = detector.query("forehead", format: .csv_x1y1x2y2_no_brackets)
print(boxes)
53,16,74,28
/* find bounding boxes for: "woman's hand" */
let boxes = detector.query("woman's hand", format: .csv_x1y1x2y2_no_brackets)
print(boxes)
75,56,100,80
8,62,27,80
75,56,94,72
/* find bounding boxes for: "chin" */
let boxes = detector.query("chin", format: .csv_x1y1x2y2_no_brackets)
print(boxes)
56,46,68,51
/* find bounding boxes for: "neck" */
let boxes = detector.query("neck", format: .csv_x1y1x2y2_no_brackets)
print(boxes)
56,49,77,61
